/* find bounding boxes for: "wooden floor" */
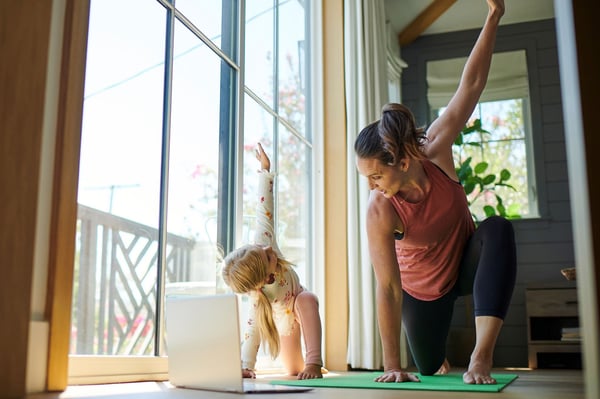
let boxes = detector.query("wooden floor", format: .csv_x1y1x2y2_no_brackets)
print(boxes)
27,368,585,399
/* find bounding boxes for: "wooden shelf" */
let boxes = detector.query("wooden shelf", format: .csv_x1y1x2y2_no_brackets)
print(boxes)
525,284,581,369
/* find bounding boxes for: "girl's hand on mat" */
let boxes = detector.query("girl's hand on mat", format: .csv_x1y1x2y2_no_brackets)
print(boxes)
375,369,420,383
242,368,256,379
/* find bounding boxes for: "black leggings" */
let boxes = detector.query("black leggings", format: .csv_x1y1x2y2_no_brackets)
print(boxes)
401,216,517,375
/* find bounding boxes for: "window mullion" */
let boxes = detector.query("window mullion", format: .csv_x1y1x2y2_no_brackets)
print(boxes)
273,0,279,222
155,3,176,356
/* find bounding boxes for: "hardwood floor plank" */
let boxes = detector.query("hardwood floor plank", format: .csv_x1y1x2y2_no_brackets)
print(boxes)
25,369,585,399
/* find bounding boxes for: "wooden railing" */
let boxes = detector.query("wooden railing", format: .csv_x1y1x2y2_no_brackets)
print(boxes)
72,204,196,355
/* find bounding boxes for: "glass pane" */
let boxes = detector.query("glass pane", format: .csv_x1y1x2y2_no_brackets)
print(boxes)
451,100,529,220
479,100,525,141
239,97,311,370
277,124,311,285
164,19,230,300
278,0,307,137
174,0,238,60
245,0,274,107
239,96,276,369
72,0,166,355
483,139,528,214
243,94,274,232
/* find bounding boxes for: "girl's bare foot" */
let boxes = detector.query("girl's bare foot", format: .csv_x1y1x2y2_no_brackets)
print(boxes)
435,358,451,375
463,357,496,384
297,363,323,380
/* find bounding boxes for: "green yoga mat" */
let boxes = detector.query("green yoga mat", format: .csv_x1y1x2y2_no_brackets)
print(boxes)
271,372,518,393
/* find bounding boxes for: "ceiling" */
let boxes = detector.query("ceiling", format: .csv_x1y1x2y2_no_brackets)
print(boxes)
384,0,555,47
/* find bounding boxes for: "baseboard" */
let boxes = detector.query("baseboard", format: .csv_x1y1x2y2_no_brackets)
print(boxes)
27,320,49,393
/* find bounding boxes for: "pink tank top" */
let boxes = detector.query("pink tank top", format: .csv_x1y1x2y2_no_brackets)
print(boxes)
389,160,475,301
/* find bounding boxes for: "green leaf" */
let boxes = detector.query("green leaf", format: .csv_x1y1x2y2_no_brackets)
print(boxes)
496,203,507,216
457,158,473,182
482,174,496,185
462,119,481,133
454,134,464,146
461,124,478,134
464,181,476,195
456,121,521,221
483,205,496,217
474,162,488,174
462,119,490,135
496,183,517,191
507,203,521,215
471,176,484,189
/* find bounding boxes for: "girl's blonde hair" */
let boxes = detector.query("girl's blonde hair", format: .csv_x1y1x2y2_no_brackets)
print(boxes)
221,244,292,359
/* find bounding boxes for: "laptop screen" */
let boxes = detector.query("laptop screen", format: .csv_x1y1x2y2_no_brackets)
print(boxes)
166,294,244,392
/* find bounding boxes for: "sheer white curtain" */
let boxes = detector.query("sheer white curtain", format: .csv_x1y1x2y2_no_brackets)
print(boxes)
344,0,388,370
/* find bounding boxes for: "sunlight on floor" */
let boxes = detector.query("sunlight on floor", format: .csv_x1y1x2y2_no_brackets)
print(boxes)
59,382,172,398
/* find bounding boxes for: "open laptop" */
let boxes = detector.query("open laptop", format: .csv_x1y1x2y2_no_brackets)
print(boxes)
165,293,312,394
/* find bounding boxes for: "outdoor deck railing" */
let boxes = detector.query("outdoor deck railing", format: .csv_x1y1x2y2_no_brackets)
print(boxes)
72,204,195,355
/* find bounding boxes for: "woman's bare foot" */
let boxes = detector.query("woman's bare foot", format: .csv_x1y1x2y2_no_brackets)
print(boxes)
464,316,503,384
297,363,323,380
463,356,496,384
435,358,451,375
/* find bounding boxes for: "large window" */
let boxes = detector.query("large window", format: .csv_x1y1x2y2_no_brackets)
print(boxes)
71,0,316,379
428,50,538,220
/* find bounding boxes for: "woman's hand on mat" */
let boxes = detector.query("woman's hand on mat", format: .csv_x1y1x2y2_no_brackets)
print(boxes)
242,368,256,379
375,369,420,383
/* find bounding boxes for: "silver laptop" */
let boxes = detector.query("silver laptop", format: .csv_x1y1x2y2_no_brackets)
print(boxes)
165,293,312,393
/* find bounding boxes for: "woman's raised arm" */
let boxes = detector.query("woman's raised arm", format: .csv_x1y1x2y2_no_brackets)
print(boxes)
425,0,505,175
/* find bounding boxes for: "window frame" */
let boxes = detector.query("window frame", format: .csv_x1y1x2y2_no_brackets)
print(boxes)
58,0,323,384
435,95,539,220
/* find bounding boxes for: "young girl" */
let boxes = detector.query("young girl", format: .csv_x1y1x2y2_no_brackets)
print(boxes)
222,143,323,380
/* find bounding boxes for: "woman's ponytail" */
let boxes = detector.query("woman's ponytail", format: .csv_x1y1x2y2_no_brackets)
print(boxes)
355,103,427,164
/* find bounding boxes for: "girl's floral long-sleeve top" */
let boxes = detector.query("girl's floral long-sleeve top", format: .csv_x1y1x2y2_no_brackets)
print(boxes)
240,170,304,371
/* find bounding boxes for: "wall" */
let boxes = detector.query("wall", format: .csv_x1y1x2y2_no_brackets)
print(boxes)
0,1,89,395
554,1,600,397
322,0,349,371
0,1,55,397
400,19,571,367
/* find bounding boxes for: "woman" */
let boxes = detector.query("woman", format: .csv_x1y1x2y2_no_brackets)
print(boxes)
354,0,516,385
